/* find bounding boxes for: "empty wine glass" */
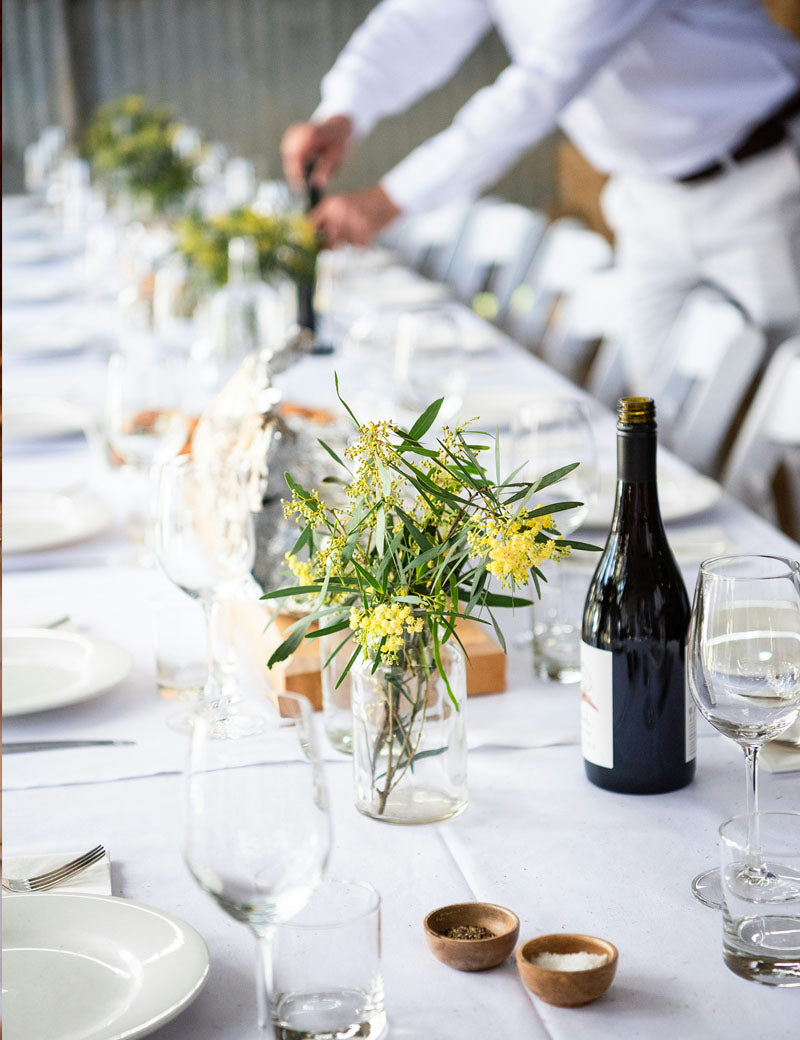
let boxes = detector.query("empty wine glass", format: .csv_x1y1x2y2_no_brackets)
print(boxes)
106,347,190,545
393,306,467,420
155,455,256,729
687,554,800,908
512,395,600,676
185,692,331,1036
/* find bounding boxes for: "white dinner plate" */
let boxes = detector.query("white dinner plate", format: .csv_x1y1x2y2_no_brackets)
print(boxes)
3,396,90,443
2,893,210,1040
583,468,723,530
3,320,96,356
2,487,111,554
3,237,82,265
2,628,134,716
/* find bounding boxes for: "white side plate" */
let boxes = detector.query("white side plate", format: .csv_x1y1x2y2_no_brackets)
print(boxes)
3,321,95,355
2,628,134,716
2,893,210,1040
3,488,111,554
3,397,90,442
583,469,722,530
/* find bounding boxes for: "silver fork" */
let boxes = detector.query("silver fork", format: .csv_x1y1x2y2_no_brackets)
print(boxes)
2,844,106,893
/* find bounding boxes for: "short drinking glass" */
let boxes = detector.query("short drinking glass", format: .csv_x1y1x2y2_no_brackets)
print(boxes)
720,811,800,986
272,879,386,1039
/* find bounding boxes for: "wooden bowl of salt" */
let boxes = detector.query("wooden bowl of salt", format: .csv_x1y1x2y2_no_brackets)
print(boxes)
516,933,618,1007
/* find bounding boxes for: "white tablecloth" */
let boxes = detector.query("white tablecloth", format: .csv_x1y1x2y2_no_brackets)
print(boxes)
3,198,800,1039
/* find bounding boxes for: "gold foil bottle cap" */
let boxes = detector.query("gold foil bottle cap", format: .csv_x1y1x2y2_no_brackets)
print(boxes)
618,397,656,424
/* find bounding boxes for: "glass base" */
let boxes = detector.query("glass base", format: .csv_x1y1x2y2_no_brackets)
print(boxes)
356,787,467,825
694,862,800,910
166,701,265,738
724,916,800,986
533,657,582,684
532,623,581,684
325,729,353,755
273,989,387,1040
692,867,723,910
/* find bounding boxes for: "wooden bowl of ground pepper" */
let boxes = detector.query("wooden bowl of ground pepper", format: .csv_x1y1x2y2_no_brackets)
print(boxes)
424,902,520,971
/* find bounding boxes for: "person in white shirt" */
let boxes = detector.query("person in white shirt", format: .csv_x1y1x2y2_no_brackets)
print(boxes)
281,0,800,392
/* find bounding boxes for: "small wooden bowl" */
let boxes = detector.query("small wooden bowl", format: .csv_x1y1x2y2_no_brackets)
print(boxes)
516,933,618,1007
424,902,520,972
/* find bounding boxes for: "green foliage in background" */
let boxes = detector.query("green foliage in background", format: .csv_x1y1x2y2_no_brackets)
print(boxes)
84,95,196,213
175,207,320,288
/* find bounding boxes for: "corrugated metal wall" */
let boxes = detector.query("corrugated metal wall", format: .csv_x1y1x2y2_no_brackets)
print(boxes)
2,0,557,207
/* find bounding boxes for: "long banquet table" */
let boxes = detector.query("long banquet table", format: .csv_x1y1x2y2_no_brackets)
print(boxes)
3,198,800,1039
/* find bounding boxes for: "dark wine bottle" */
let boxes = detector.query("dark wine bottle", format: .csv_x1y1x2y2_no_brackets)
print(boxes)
297,162,333,352
580,397,696,794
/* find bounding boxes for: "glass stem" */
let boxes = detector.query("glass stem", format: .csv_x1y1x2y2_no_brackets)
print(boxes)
201,597,219,702
743,743,763,873
254,926,277,1036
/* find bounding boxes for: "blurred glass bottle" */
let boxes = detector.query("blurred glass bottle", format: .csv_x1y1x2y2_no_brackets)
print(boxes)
205,236,288,389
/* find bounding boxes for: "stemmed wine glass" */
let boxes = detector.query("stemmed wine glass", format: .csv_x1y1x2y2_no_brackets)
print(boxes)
106,349,190,547
393,306,467,421
184,693,331,1036
687,554,800,908
512,395,600,675
155,454,256,729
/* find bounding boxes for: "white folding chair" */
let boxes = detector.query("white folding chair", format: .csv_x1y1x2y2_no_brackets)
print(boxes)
652,286,766,475
504,218,613,349
440,199,548,318
389,199,475,280
538,267,624,385
722,335,800,521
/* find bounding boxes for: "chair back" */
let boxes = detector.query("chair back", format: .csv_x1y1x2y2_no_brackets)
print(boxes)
504,219,613,348
655,287,766,474
390,199,474,279
722,335,800,518
442,200,547,316
539,267,623,383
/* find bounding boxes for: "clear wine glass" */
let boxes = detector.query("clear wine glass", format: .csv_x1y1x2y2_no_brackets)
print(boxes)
155,455,256,730
512,395,600,674
393,306,467,421
106,349,190,546
687,554,800,908
184,692,331,1036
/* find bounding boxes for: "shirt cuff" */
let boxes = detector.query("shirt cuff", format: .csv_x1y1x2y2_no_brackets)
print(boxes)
311,96,375,140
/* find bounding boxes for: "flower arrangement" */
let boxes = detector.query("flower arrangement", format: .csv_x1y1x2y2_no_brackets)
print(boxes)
175,208,320,291
263,381,597,819
84,95,197,213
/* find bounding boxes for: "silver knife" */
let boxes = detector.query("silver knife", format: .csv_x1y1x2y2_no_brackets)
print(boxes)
3,739,136,753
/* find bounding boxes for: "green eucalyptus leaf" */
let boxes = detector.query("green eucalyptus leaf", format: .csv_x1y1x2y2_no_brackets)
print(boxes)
407,397,444,441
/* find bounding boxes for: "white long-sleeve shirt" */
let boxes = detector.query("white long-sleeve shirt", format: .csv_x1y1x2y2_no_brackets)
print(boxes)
312,0,800,213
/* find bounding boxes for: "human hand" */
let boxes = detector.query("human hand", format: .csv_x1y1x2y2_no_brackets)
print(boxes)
311,185,402,248
281,115,353,189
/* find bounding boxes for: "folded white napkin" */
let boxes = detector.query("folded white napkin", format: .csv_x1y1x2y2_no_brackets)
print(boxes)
3,849,112,895
760,743,800,774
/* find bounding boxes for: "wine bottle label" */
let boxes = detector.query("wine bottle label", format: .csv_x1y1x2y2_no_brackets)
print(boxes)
580,642,614,768
686,679,697,762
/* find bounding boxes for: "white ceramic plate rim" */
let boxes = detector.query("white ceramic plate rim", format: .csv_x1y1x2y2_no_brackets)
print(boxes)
3,396,90,441
3,487,112,554
2,892,210,1040
2,627,134,716
583,469,722,530
3,320,94,355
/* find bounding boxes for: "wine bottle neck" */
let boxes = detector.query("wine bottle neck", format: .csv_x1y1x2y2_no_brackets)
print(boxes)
616,424,657,483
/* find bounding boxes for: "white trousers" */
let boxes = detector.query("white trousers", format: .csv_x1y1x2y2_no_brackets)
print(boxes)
601,136,800,395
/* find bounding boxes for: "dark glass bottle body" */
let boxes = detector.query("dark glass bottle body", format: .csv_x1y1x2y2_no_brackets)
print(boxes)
581,400,695,794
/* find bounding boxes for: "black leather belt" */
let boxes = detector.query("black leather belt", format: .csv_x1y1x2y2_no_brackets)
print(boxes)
678,88,800,185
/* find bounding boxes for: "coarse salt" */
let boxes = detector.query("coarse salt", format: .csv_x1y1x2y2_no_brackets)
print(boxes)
531,951,608,971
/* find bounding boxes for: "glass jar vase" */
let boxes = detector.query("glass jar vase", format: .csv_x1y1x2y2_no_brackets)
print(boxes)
351,627,467,824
